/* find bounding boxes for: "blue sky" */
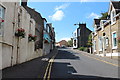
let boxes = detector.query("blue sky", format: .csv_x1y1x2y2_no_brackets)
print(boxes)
28,2,109,42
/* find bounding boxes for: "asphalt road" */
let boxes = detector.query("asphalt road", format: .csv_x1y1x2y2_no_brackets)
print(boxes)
50,48,119,80
2,48,120,80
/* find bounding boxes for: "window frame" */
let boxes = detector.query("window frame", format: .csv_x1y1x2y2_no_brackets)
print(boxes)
111,10,116,25
0,5,5,36
112,31,117,49
93,40,96,52
99,36,103,51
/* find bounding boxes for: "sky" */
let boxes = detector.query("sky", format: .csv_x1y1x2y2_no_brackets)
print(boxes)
27,2,109,42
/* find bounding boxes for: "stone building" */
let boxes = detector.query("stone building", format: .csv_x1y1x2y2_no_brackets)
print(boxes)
73,23,92,49
42,18,54,55
93,1,120,59
0,2,20,69
21,1,44,57
0,1,56,70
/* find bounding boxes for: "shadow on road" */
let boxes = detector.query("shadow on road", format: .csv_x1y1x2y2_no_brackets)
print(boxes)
51,49,119,80
51,62,119,80
55,50,80,60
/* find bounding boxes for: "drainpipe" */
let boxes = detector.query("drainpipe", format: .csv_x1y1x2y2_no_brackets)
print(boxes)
11,2,17,66
110,21,112,59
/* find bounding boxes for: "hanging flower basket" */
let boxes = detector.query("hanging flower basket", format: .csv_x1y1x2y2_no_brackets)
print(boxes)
44,39,49,43
118,37,120,43
15,28,25,38
28,34,37,42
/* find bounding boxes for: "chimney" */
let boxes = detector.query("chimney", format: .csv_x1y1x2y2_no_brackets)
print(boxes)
21,0,27,6
79,23,86,28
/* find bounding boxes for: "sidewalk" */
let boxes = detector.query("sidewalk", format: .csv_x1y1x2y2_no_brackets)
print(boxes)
71,49,120,67
2,48,57,79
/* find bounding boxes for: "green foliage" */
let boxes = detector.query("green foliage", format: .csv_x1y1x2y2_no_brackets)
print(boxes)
87,34,92,47
67,38,73,47
99,12,108,20
78,47,88,52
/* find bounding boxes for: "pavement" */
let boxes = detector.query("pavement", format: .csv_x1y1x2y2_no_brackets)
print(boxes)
70,49,120,67
2,48,57,79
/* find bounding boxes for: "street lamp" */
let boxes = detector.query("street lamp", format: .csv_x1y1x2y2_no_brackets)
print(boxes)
74,22,81,28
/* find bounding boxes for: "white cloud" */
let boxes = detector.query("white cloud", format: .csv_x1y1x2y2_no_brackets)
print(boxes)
49,3,70,21
60,38,71,41
49,10,64,21
87,12,101,19
55,3,70,11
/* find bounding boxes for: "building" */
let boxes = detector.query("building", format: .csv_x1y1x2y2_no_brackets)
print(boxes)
0,1,37,69
0,2,20,69
56,40,68,47
21,1,44,57
43,18,51,55
0,0,55,69
48,23,55,51
73,23,92,49
92,1,120,59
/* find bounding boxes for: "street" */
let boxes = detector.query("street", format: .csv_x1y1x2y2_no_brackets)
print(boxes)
2,48,120,80
51,48,119,79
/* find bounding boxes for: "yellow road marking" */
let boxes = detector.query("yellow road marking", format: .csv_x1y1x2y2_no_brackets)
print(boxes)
81,53,120,67
43,61,51,80
43,53,57,80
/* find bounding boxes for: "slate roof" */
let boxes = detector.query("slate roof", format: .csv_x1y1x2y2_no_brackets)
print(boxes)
112,1,120,9
23,6,43,25
94,19,101,25
112,1,120,14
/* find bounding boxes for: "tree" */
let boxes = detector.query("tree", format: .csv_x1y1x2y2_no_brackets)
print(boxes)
99,12,108,20
87,34,92,47
67,38,73,47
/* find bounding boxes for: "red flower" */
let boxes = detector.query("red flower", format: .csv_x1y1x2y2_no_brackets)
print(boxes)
21,29,25,32
34,35,37,37
29,34,32,37
2,20,4,22
17,29,21,32
118,37,120,40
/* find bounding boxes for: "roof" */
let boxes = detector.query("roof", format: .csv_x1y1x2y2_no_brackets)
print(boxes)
94,19,101,25
23,6,43,24
112,1,120,9
111,1,120,14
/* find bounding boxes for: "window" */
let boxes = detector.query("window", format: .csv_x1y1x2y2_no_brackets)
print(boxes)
74,39,76,46
112,32,117,49
47,26,49,33
93,40,96,52
44,20,47,30
74,33,76,37
78,29,80,36
99,37,102,51
111,10,116,24
29,20,32,34
106,37,109,46
0,5,5,36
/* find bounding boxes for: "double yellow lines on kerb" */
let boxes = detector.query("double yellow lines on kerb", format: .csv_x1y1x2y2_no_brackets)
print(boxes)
43,53,57,80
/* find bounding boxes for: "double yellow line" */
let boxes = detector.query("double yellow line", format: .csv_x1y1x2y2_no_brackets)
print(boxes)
43,54,57,80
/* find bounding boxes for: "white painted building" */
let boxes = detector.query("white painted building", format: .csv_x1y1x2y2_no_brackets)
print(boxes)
73,29,78,48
